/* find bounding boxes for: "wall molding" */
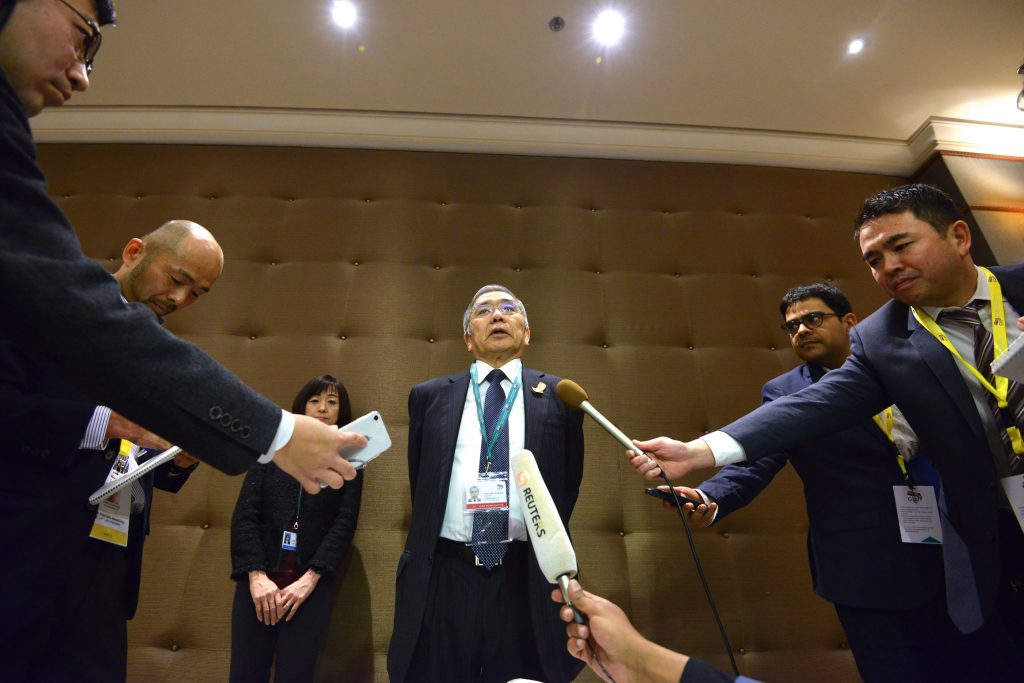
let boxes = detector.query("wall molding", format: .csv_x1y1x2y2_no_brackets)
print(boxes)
31,107,1024,176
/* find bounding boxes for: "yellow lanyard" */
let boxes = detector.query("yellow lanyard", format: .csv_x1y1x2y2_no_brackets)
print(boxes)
872,406,910,480
911,267,1024,455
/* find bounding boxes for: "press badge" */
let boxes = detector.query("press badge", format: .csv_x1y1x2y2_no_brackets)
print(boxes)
89,441,139,547
892,485,943,544
281,530,298,551
1000,475,1024,534
464,473,509,513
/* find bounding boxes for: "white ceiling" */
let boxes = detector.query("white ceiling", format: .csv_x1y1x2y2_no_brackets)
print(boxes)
32,0,1024,173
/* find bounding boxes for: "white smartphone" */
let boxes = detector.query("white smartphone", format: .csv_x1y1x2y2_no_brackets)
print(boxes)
338,410,391,469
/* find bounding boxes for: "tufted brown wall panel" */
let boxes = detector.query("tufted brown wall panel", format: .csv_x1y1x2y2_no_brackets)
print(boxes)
38,144,901,682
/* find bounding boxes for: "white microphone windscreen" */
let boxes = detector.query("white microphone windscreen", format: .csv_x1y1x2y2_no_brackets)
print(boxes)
511,449,578,583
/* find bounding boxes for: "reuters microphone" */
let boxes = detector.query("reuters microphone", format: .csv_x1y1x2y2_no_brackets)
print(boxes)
510,449,584,623
556,379,643,457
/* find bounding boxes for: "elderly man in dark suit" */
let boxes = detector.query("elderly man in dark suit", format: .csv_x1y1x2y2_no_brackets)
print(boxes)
0,0,361,489
631,184,1024,680
388,284,585,683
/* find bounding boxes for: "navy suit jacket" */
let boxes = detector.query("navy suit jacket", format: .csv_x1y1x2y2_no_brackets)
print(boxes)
0,66,279,472
387,366,585,683
700,363,944,609
723,263,1024,630
0,338,195,652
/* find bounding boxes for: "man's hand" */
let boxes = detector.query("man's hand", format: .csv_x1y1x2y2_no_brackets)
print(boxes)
273,414,364,494
627,437,715,480
248,571,281,626
551,579,688,683
172,451,200,468
658,485,717,527
276,569,320,622
106,411,171,451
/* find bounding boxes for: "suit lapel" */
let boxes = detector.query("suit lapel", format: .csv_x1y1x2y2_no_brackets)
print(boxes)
436,372,471,497
906,308,985,437
522,367,549,459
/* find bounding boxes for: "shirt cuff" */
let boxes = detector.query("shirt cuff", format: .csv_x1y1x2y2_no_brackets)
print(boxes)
259,410,294,464
79,406,111,450
694,489,720,524
701,431,746,467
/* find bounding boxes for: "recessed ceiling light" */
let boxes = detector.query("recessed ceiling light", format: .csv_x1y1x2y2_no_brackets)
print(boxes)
332,0,358,29
593,10,625,47
847,39,864,55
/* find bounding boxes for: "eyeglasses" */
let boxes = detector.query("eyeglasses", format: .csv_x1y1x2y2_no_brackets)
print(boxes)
780,311,838,337
472,301,521,319
56,0,102,75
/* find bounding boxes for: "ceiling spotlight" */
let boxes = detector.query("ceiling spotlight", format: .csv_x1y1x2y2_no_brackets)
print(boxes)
593,9,625,46
847,39,864,55
332,0,358,29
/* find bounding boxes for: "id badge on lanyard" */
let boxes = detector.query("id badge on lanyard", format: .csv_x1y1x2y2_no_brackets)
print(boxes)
89,440,138,547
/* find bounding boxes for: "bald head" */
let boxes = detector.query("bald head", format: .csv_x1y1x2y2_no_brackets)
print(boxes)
114,220,224,317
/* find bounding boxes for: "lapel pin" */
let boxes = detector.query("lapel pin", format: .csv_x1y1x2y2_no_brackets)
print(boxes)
532,382,546,396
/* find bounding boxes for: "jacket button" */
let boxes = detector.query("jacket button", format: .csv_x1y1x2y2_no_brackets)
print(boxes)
240,426,252,440
209,406,223,420
230,419,243,432
220,413,233,427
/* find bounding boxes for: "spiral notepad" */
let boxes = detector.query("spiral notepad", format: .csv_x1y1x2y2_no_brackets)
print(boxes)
993,334,1024,384
88,446,181,506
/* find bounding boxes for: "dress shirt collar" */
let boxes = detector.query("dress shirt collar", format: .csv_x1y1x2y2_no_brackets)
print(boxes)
920,265,988,320
472,358,523,385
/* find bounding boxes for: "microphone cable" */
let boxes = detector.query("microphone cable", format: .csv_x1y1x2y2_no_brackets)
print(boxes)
654,470,739,676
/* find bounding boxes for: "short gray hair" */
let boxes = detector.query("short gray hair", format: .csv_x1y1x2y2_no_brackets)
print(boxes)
462,284,529,334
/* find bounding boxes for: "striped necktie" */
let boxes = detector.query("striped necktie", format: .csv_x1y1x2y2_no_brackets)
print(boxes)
941,300,1024,474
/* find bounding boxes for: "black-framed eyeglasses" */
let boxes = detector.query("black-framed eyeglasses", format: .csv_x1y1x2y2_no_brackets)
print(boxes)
56,0,102,75
473,301,521,319
780,311,838,336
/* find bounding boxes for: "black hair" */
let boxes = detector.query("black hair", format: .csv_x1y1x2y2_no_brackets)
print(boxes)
0,1,115,32
779,283,853,318
290,374,352,427
853,183,962,239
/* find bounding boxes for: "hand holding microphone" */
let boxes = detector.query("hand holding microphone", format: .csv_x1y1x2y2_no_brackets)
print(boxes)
555,379,715,480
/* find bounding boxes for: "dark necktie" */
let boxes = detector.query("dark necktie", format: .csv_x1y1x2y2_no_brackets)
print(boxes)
941,300,1024,474
471,369,510,568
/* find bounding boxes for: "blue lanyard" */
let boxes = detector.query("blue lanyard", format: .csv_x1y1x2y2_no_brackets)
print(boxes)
470,363,521,471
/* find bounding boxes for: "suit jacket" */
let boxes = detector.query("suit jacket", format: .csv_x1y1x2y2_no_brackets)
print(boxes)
0,65,279,473
0,338,196,649
700,363,944,609
723,263,1024,631
387,366,585,683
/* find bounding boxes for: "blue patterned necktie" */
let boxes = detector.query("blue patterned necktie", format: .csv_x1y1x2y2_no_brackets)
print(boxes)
471,368,510,568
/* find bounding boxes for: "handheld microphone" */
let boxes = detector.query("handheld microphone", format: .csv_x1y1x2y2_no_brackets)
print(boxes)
556,379,642,457
510,449,583,623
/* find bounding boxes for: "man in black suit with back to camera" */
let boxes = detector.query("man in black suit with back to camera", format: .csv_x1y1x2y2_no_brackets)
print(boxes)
388,284,585,683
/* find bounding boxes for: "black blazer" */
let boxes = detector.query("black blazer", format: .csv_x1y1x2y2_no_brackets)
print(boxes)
0,338,196,641
724,263,1024,631
700,362,943,609
230,462,363,580
387,366,585,683
0,66,279,473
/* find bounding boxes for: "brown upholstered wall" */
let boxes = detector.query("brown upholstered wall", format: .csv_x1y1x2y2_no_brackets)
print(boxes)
38,144,901,682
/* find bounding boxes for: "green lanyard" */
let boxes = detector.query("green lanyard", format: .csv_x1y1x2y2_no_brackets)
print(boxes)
910,267,1024,455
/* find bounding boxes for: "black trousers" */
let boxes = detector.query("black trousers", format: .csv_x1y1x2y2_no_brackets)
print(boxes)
406,540,544,683
26,538,128,683
837,510,1024,683
229,575,336,683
